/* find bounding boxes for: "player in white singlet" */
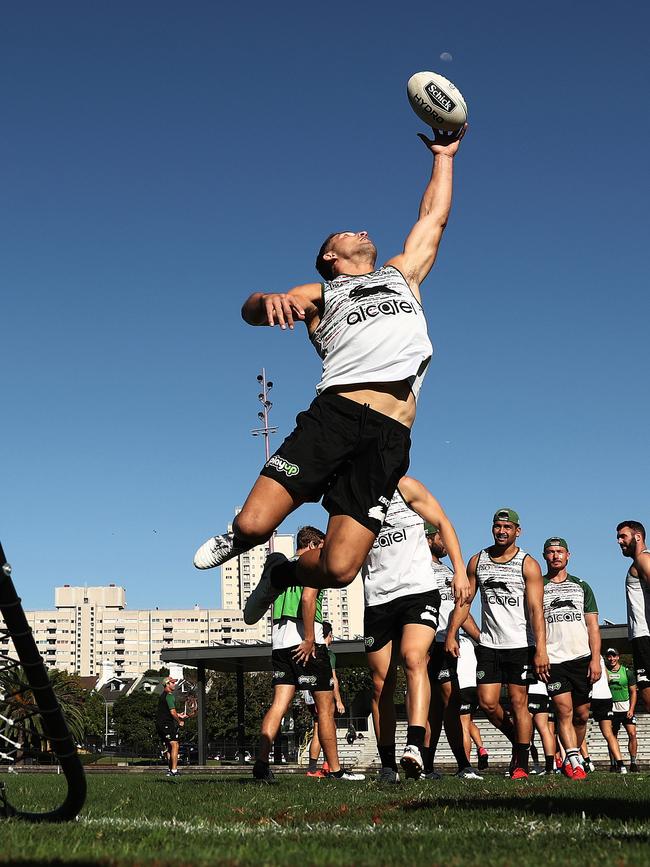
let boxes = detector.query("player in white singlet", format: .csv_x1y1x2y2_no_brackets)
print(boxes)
361,476,476,781
192,127,470,623
445,508,549,780
617,520,650,714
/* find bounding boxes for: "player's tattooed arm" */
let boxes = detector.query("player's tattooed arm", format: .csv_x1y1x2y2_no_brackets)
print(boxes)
444,555,479,657
524,556,550,681
293,587,318,665
585,612,602,683
398,475,470,604
241,283,322,330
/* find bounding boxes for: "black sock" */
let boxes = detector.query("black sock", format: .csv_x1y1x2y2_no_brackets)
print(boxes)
406,726,426,750
331,768,345,778
515,743,530,772
308,757,318,772
421,746,433,772
545,754,555,773
253,758,269,778
269,558,298,590
378,744,397,771
530,742,539,764
497,716,516,743
616,759,625,768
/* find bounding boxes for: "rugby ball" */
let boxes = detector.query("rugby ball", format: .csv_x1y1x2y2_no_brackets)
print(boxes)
407,71,467,132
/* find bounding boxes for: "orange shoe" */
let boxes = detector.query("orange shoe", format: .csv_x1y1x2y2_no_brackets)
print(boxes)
511,767,528,780
322,761,330,773
563,762,575,779
571,765,587,780
306,769,325,778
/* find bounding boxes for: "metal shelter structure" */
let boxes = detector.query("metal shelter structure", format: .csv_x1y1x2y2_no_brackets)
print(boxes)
161,624,631,766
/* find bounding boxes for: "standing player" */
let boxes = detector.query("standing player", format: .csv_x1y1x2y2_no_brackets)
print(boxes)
446,508,549,779
304,621,345,777
587,657,627,773
605,648,639,773
527,679,557,775
362,476,474,782
193,128,468,618
542,537,601,780
617,520,650,714
455,636,489,770
253,527,363,782
155,676,187,778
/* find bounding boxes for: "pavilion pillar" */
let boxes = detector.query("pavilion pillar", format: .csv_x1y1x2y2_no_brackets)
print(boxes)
236,665,246,763
197,662,207,766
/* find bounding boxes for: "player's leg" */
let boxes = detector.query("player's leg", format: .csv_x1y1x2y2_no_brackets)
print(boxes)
426,683,444,775
469,716,488,768
599,718,624,770
255,684,295,781
623,720,638,769
572,701,590,751
399,622,436,778
313,690,364,781
508,683,533,776
168,738,180,774
639,684,650,715
552,691,584,777
307,710,323,776
442,681,481,776
478,682,515,742
533,713,557,774
367,641,399,779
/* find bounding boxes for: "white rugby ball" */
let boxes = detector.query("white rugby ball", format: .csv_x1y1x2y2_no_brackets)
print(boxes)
407,71,467,132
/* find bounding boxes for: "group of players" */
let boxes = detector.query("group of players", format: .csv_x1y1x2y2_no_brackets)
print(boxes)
188,121,649,782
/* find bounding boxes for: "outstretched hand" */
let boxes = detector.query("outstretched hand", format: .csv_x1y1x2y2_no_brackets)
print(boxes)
263,293,306,329
418,123,467,157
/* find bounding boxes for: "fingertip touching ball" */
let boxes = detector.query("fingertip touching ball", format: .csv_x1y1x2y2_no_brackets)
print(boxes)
407,71,468,132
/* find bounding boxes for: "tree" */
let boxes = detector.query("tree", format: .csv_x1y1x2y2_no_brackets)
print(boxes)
81,690,106,745
112,691,159,754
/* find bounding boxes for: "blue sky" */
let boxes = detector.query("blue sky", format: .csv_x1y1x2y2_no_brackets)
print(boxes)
2,1,648,622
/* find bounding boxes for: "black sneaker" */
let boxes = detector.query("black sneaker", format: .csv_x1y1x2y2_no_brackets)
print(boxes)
477,752,489,771
377,767,399,783
252,760,277,784
244,553,287,625
630,762,640,773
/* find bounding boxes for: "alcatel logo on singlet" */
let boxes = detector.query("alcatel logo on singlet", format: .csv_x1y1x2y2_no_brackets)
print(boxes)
545,597,581,624
373,528,407,548
346,283,418,326
483,576,520,607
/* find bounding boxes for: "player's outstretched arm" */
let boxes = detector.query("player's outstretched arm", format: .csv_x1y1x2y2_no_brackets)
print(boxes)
635,551,650,587
398,475,470,604
524,556,549,680
241,283,322,329
388,125,466,295
444,555,478,657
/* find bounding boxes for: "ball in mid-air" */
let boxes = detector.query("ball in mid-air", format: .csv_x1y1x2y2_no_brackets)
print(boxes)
407,71,467,132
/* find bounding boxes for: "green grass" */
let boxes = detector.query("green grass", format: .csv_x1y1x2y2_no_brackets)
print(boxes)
1,770,649,865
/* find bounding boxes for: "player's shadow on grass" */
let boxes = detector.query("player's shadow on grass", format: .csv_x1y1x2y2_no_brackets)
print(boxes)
154,777,266,786
400,795,650,823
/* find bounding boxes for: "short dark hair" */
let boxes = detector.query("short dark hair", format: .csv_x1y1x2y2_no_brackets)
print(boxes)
322,620,333,638
617,520,646,539
296,525,325,549
315,232,340,281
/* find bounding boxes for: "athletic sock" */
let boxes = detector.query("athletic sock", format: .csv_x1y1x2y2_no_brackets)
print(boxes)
421,746,433,772
268,558,298,591
515,743,530,772
530,742,539,764
330,768,345,778
406,726,426,750
566,748,581,770
616,759,625,769
378,744,397,772
545,755,555,773
308,757,318,773
630,754,637,764
497,716,516,744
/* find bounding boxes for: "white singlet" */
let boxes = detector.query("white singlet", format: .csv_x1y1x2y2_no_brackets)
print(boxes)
626,550,650,639
434,562,456,643
476,548,535,650
311,266,433,399
362,489,438,607
457,636,477,690
590,658,612,700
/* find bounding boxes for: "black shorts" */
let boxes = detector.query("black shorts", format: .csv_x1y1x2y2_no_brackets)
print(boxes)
528,694,550,715
547,656,592,706
632,636,650,689
364,589,441,653
271,644,333,692
156,722,180,745
429,642,458,684
475,645,536,686
612,711,637,728
591,698,614,722
459,686,479,715
260,393,411,533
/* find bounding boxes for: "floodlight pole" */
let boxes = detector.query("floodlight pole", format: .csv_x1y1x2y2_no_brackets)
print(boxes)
251,368,278,553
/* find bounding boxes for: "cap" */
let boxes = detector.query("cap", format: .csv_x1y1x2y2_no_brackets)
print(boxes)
605,647,619,656
543,537,569,551
424,522,440,536
493,508,519,526
165,676,178,685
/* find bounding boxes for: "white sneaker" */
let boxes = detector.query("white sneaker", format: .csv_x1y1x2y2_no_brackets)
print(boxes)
400,745,423,780
328,769,365,781
243,553,287,624
194,532,247,570
618,765,628,775
456,767,483,780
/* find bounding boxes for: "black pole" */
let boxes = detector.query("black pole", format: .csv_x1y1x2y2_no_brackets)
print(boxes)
0,542,87,822
197,662,206,766
236,665,245,764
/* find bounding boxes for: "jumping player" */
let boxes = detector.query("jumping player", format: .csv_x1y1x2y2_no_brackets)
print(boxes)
542,537,601,780
446,508,549,779
193,128,468,621
155,676,187,778
361,476,473,782
617,520,650,714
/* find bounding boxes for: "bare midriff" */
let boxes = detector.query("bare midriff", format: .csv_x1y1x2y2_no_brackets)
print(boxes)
330,380,416,427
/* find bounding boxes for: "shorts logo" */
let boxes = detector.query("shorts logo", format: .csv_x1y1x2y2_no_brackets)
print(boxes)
420,611,437,623
438,668,450,680
272,670,286,679
266,455,300,477
476,670,485,680
364,636,375,648
368,496,391,523
298,675,317,686
547,681,562,692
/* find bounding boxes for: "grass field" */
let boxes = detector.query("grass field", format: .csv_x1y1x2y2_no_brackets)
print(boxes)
1,770,649,865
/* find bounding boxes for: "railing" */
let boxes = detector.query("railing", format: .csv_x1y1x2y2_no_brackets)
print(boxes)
0,541,86,821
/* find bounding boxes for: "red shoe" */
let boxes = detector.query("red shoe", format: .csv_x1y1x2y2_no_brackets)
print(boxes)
563,762,575,779
571,765,587,780
306,770,325,778
511,767,528,780
322,761,330,773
